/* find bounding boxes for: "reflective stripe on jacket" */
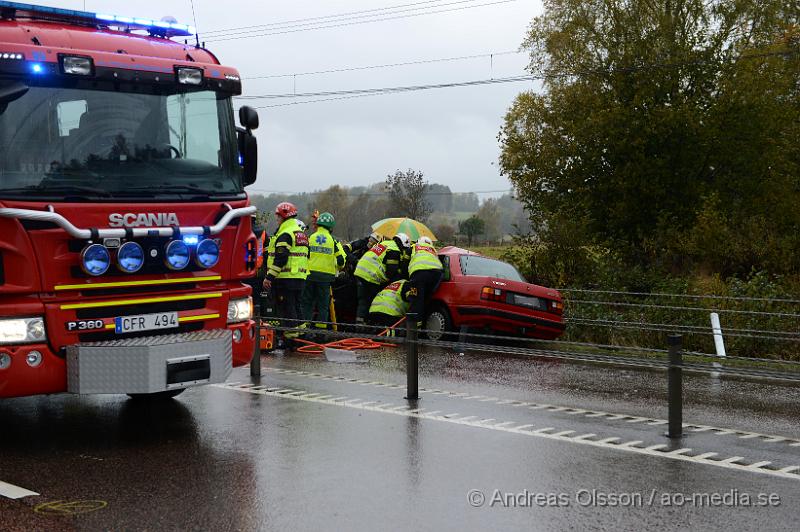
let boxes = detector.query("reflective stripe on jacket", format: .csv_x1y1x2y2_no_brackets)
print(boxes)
409,244,443,275
369,280,410,317
354,240,399,285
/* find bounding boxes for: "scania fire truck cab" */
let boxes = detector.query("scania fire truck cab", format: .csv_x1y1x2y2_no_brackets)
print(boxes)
0,2,261,398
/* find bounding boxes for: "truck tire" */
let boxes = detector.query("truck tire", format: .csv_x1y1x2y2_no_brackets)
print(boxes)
127,389,186,401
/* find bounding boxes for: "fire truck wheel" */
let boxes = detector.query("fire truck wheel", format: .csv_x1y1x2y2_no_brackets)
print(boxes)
127,389,186,401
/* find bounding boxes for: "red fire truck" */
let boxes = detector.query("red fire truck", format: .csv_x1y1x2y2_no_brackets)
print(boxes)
0,2,262,398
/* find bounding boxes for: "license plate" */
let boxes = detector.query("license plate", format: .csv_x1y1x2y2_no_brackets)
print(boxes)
115,312,179,334
513,293,547,311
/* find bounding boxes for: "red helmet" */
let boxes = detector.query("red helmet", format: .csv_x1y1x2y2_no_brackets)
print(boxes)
275,202,298,219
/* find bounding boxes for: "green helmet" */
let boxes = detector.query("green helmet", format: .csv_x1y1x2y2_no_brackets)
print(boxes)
317,212,336,229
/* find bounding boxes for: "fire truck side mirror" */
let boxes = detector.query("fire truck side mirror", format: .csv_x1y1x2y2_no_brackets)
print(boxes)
237,106,259,187
239,106,259,131
238,131,258,187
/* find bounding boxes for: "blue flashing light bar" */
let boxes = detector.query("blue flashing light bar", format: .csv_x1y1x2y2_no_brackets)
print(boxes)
0,1,196,38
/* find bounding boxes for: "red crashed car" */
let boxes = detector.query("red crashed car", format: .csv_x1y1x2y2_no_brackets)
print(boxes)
424,247,565,340
331,246,565,340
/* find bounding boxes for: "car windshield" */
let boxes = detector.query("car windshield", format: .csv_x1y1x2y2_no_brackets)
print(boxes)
0,81,241,200
459,254,525,282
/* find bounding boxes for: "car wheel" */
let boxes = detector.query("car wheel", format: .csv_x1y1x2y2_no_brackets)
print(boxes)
127,389,186,401
425,306,452,341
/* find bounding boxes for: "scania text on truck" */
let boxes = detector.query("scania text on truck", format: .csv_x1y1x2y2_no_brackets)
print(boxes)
0,2,262,398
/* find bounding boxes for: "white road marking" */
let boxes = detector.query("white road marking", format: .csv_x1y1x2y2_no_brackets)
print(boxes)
695,452,719,460
217,383,800,481
0,480,39,499
258,368,800,447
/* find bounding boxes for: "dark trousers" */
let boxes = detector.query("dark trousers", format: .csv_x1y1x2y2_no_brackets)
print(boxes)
356,279,383,322
301,280,332,327
273,278,304,336
409,269,443,321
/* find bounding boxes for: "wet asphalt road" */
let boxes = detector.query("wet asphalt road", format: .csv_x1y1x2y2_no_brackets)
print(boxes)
1,345,799,531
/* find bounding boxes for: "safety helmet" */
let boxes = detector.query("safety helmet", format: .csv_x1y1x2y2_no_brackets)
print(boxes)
369,231,382,244
418,236,433,246
275,202,298,219
297,220,307,232
394,232,411,248
317,212,336,229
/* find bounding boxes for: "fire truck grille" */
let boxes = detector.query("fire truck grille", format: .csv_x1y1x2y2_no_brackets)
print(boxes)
75,299,206,319
80,283,197,297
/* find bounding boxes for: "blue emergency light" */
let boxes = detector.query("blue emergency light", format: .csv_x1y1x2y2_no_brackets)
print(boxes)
0,1,196,37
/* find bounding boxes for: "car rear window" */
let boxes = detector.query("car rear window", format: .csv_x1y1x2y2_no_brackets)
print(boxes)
459,255,525,282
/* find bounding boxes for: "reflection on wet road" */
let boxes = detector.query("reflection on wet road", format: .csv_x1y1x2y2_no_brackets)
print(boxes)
2,346,799,530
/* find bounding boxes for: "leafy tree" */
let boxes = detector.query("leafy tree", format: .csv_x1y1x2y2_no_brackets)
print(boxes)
385,169,431,222
499,0,800,277
459,216,486,247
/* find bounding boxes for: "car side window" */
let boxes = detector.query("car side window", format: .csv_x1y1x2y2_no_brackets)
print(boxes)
439,255,451,281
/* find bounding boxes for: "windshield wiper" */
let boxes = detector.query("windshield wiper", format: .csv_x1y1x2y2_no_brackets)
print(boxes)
0,184,111,198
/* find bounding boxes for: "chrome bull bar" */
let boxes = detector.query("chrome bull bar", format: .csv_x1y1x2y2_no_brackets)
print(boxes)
0,204,256,239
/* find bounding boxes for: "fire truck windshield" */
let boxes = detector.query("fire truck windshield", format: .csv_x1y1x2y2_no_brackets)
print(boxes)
0,82,243,200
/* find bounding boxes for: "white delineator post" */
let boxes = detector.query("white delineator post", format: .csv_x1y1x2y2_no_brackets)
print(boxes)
710,312,726,358
710,312,726,379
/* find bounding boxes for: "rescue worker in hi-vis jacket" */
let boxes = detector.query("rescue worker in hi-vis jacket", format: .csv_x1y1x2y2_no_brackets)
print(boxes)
263,202,309,345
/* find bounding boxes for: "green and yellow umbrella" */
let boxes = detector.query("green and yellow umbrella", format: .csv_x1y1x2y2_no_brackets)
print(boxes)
371,217,437,241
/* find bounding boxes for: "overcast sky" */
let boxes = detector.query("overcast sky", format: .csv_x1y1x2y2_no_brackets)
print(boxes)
36,0,542,197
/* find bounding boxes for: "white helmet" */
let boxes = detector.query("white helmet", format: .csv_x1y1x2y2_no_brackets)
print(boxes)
418,236,433,246
394,232,411,248
297,220,307,232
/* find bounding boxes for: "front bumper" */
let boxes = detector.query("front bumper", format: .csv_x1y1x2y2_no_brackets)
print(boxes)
67,329,232,395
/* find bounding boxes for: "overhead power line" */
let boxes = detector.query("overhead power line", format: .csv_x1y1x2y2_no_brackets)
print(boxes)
205,0,520,42
244,50,523,80
237,74,535,107
202,0,469,35
247,188,511,196
236,49,796,109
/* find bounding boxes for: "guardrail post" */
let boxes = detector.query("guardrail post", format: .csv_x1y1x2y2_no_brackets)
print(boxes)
250,319,261,378
667,334,683,438
406,313,419,400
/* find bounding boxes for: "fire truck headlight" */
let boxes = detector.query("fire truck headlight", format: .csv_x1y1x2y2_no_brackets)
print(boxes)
117,242,145,273
227,297,253,324
195,239,220,269
176,67,203,85
81,244,111,276
0,317,47,345
165,240,191,270
60,55,94,76
0,353,10,370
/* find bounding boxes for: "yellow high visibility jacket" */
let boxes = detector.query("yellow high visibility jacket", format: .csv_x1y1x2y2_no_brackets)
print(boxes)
355,239,400,285
409,243,443,275
266,218,309,280
308,227,337,279
369,280,411,317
